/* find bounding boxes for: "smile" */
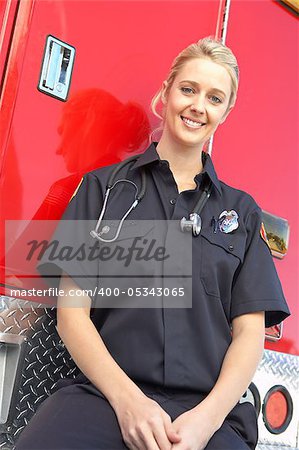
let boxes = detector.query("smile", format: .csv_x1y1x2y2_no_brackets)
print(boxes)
180,116,206,129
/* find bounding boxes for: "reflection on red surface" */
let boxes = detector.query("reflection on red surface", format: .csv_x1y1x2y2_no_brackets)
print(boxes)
3,88,150,296
33,88,150,219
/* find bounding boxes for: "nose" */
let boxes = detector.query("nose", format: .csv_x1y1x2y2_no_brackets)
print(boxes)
190,95,205,114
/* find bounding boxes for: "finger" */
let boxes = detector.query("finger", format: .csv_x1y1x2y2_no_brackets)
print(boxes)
140,430,161,450
170,444,183,450
163,418,181,444
166,427,181,443
125,443,139,450
124,429,141,450
152,426,173,450
152,415,181,450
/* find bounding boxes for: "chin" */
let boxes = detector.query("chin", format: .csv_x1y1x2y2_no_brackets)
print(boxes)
176,134,206,148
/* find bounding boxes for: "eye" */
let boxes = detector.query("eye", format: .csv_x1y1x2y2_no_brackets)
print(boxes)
180,87,194,94
210,95,222,104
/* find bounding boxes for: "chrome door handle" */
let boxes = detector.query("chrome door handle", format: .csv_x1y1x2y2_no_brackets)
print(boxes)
38,35,76,101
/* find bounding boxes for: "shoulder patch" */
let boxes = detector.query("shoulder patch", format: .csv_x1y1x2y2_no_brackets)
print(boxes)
69,177,84,203
260,222,271,249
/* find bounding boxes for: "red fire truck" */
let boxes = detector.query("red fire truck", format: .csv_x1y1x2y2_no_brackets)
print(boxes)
0,0,298,448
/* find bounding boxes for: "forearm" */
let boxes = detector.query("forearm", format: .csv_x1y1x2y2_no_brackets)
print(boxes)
194,314,264,428
56,295,143,409
57,312,144,407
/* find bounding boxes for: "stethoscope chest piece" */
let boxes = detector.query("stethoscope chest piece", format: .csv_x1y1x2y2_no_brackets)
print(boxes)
180,177,213,237
180,213,202,236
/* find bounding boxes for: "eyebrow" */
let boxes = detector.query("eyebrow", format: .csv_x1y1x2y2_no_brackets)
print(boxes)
179,80,227,98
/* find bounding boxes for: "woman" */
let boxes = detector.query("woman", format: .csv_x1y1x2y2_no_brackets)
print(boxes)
15,36,290,450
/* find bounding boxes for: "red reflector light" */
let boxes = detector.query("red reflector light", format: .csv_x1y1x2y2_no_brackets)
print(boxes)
263,386,293,434
265,391,288,428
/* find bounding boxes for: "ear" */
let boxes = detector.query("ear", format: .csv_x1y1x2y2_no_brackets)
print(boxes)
219,103,234,124
161,80,169,105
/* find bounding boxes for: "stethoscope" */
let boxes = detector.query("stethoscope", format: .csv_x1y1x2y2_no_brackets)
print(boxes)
90,154,213,242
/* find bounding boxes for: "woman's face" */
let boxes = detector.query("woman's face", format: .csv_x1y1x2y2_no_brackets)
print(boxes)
161,58,234,149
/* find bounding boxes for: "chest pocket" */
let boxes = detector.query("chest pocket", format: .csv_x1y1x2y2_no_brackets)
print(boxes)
97,220,157,279
100,219,155,242
95,220,162,308
199,227,246,300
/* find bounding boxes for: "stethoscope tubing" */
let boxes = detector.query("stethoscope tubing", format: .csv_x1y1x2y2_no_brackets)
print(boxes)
90,153,213,242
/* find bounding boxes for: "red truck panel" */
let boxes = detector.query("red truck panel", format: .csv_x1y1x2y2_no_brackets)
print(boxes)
214,0,298,354
0,0,297,355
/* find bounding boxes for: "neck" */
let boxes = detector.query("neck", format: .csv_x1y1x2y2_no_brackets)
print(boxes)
155,134,204,178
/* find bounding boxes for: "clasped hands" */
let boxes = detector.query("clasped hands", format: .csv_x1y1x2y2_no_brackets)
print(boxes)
113,390,221,450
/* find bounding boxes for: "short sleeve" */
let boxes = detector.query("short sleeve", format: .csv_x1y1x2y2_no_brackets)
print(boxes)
230,207,291,327
37,173,103,300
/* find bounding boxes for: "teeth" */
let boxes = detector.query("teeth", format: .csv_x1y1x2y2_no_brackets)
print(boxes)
182,116,204,128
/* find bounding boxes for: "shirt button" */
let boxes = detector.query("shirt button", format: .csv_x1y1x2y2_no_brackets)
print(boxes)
228,245,234,251
170,198,176,205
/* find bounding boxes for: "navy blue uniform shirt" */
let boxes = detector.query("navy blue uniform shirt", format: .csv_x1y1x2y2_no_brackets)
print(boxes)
38,141,290,394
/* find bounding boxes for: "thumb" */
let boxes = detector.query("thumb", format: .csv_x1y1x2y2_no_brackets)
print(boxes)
165,423,181,443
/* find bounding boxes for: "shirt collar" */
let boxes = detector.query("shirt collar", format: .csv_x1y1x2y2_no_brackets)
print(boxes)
129,141,222,196
129,141,160,170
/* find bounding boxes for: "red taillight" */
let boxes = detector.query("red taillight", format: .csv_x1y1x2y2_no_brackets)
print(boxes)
266,391,288,428
263,386,293,434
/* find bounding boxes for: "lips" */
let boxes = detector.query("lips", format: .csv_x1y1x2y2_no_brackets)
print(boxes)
180,115,206,129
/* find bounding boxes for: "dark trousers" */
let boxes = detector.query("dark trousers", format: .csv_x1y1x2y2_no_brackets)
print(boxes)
15,379,258,450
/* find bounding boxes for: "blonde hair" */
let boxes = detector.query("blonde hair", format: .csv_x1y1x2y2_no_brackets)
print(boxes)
150,36,239,138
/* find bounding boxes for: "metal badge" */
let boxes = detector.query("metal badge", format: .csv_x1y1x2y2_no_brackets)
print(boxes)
218,210,239,233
